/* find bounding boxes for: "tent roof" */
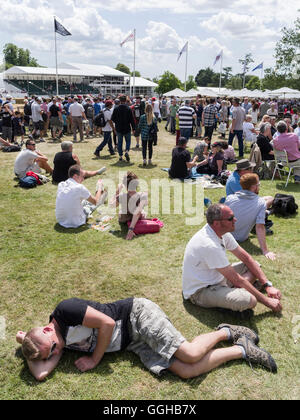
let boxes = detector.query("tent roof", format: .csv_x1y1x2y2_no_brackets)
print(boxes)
4,66,102,77
163,88,186,97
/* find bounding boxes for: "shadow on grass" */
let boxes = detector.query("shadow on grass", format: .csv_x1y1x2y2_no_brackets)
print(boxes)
54,223,90,234
137,164,158,169
109,161,135,168
108,223,129,239
274,182,300,193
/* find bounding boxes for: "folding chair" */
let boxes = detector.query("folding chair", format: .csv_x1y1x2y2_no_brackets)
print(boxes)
271,149,300,187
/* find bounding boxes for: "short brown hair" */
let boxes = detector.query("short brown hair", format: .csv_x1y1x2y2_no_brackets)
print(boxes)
240,173,259,190
123,171,138,190
68,164,81,178
22,328,43,361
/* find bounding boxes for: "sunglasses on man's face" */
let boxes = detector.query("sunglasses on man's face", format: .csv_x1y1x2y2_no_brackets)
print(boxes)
47,342,56,360
219,215,235,222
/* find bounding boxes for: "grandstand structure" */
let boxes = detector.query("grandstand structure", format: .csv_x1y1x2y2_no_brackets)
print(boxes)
1,63,157,97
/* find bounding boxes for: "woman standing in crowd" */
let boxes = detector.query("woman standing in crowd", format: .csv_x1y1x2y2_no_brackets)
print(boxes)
138,103,157,166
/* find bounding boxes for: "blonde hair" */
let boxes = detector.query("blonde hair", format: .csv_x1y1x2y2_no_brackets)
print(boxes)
22,328,43,361
145,103,154,125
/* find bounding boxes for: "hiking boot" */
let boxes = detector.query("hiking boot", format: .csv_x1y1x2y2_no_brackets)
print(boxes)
236,336,277,373
217,323,259,345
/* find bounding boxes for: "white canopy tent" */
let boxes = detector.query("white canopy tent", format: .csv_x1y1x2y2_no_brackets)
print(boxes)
269,87,300,98
163,88,186,97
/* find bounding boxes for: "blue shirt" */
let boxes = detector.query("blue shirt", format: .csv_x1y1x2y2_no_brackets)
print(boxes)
226,171,241,196
94,103,101,116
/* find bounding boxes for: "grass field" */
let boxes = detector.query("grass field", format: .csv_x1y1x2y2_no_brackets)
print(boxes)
0,124,300,400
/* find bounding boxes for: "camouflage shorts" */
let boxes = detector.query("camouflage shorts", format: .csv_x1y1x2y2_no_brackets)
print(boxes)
127,298,186,376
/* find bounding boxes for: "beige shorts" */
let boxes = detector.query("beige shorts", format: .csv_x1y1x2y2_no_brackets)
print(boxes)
189,262,253,312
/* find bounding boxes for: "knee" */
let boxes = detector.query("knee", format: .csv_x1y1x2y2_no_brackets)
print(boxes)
249,295,257,309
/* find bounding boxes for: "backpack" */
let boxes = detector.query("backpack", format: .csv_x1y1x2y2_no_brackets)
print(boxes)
94,111,106,127
2,145,21,152
19,175,38,188
86,105,94,119
24,103,32,116
271,193,298,217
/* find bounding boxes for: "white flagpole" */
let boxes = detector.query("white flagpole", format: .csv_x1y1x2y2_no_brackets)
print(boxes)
184,42,188,92
260,64,264,91
133,28,136,98
219,52,223,94
54,16,59,96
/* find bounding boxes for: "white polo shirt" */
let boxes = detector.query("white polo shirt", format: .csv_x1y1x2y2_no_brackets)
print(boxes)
69,102,84,117
182,224,238,299
56,178,90,228
14,149,40,178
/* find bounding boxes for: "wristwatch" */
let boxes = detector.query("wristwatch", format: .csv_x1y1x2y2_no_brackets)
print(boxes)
128,227,134,231
262,281,273,289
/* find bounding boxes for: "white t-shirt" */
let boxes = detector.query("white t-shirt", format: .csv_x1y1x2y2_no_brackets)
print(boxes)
31,102,43,122
182,224,238,299
69,102,84,117
56,178,91,228
14,149,40,178
102,108,113,132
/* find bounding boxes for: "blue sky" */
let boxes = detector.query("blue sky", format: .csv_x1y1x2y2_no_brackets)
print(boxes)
0,1,299,82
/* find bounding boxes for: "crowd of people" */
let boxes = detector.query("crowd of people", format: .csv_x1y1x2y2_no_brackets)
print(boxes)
1,89,299,384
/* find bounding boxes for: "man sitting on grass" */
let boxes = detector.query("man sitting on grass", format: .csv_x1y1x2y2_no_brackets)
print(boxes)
55,164,106,228
182,204,282,315
52,141,106,184
14,138,53,179
225,173,275,260
16,296,277,382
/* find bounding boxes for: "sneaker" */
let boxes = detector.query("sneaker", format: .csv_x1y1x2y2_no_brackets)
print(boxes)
39,138,45,142
216,324,259,345
148,159,152,165
125,152,130,162
94,151,100,158
97,167,106,175
143,160,147,167
236,336,277,373
119,157,123,162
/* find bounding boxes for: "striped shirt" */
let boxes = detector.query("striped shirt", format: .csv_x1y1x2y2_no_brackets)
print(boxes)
178,106,195,129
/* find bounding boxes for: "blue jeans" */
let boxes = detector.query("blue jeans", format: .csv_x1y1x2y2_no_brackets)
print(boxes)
180,128,191,141
95,131,114,154
117,132,131,157
228,130,244,157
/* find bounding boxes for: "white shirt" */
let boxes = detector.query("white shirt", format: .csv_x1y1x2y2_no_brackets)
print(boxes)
31,102,43,122
102,108,113,132
69,102,84,117
56,178,90,228
14,149,39,178
182,224,238,299
243,122,256,141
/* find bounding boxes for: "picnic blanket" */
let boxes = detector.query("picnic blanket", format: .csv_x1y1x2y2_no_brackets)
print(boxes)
161,168,224,188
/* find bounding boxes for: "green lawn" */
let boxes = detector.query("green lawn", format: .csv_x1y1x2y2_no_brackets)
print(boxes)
0,125,300,400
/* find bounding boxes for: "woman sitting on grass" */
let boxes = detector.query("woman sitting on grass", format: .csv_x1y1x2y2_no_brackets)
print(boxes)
138,103,157,166
111,171,148,240
196,142,225,176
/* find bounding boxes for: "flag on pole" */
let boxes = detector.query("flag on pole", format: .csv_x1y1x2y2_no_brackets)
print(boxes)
177,41,188,62
54,18,71,36
213,50,223,66
120,31,135,47
252,62,264,72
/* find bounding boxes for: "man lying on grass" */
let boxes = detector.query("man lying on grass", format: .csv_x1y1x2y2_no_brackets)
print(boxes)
16,297,277,381
182,204,282,315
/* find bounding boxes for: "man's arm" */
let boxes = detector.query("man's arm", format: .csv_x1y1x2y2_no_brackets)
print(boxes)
74,306,115,372
256,224,276,260
187,155,198,169
86,180,104,205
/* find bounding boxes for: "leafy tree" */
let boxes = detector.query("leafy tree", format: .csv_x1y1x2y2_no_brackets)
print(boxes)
246,76,261,90
239,53,254,74
3,43,40,69
131,70,141,77
275,18,300,75
155,71,183,94
115,63,131,75
225,76,243,90
195,67,217,86
185,75,197,91
222,67,233,85
261,68,286,90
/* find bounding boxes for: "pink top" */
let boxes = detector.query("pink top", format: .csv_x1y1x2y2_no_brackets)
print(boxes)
273,133,300,161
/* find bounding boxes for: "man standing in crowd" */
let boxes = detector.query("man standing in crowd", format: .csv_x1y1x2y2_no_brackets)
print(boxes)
31,97,45,142
14,139,53,178
228,98,246,158
202,98,218,143
225,173,275,260
273,120,300,183
0,95,15,142
94,100,116,157
112,95,135,162
182,204,282,315
131,96,144,148
84,98,95,139
69,97,86,142
48,98,63,141
177,100,196,142
242,97,252,114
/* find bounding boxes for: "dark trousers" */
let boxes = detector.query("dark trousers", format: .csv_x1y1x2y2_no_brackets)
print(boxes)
228,130,244,157
142,138,153,160
204,125,214,141
95,131,114,154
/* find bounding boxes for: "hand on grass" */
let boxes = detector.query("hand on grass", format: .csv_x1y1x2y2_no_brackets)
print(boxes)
126,230,136,240
266,297,282,313
75,356,98,372
264,251,276,261
266,287,282,300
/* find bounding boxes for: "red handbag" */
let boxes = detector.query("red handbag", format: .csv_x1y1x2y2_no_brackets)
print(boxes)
127,218,164,234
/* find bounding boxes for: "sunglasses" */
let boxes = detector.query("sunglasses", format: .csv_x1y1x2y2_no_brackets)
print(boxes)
28,143,36,146
219,215,235,222
47,342,56,360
